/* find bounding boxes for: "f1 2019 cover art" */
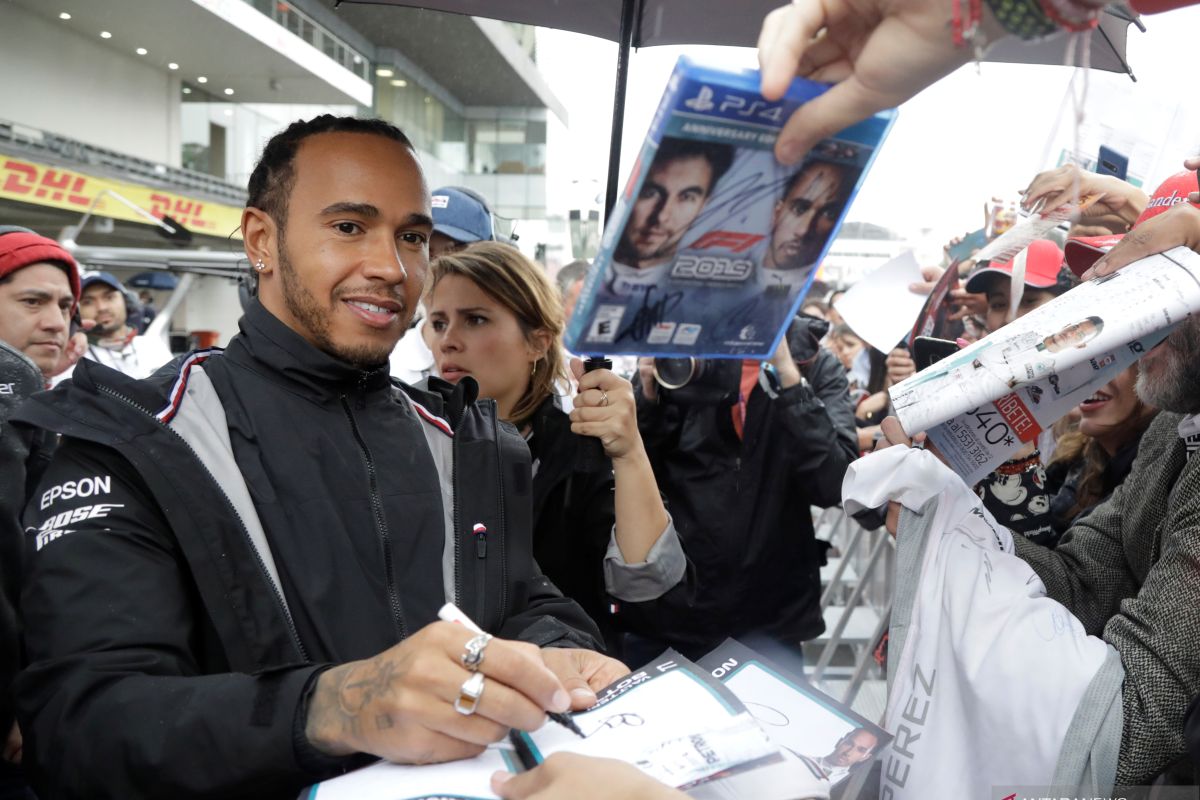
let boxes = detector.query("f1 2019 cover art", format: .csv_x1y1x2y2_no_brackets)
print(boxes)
565,58,894,358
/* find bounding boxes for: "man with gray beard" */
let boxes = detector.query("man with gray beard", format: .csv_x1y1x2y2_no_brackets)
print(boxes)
1006,310,1200,785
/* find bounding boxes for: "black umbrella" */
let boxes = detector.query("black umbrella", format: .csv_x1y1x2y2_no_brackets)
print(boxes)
335,0,1139,216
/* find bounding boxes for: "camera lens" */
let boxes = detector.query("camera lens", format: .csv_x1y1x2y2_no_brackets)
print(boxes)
653,357,697,390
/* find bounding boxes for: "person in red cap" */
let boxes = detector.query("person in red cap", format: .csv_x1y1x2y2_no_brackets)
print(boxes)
964,238,1076,335
0,229,82,789
0,227,83,381
1062,167,1200,277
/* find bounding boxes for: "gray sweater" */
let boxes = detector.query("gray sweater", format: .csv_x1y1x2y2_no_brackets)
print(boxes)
1013,411,1199,784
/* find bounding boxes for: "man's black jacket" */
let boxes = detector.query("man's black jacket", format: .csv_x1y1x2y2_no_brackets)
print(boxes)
628,317,858,657
11,302,601,799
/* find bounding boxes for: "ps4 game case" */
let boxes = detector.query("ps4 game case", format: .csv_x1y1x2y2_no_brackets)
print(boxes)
565,57,895,359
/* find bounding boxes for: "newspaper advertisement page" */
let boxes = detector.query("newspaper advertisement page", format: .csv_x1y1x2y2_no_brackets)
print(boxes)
926,327,1172,484
891,246,1200,482
564,57,894,359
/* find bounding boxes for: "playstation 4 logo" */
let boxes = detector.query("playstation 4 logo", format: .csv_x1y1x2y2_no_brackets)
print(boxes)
682,85,786,123
684,85,716,112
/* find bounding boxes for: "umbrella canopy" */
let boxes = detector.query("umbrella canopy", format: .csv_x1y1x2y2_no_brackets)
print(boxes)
335,0,1139,212
336,0,1138,73
334,0,780,47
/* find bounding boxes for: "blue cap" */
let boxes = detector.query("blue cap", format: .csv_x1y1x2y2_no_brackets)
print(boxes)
81,271,126,293
431,187,494,245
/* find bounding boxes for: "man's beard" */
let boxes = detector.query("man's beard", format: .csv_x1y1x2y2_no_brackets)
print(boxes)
88,311,127,338
276,236,405,369
1135,317,1200,414
90,318,125,338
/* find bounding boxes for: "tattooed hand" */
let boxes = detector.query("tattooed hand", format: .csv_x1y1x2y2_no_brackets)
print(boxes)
304,621,572,764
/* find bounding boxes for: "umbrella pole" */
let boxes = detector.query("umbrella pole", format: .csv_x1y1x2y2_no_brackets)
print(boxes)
603,0,637,221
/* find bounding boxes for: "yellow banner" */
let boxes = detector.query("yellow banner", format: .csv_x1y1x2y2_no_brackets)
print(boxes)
0,156,244,239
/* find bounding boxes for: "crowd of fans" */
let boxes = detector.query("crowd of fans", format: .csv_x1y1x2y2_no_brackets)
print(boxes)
2,0,1200,797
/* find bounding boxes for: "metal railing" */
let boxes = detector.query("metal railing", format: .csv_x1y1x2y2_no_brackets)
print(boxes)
808,507,895,720
0,120,247,206
241,0,371,80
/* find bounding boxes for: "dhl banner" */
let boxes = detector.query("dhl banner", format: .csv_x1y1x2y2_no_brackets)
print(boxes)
0,156,244,239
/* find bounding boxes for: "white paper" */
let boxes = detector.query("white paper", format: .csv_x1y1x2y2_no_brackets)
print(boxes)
724,663,870,766
687,749,830,800
832,250,926,353
305,747,516,800
522,669,776,789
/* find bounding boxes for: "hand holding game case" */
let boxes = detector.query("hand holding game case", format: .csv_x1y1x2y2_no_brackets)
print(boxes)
565,57,895,360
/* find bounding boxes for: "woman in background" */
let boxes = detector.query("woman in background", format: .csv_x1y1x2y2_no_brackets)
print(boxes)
424,243,686,655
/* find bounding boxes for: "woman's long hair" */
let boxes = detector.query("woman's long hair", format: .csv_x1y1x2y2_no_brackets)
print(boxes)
429,242,566,426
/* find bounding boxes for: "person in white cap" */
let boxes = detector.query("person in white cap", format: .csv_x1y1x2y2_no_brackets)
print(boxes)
391,187,498,384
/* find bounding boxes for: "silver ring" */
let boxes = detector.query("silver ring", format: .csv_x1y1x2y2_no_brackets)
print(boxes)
599,389,609,407
461,632,492,672
454,671,486,715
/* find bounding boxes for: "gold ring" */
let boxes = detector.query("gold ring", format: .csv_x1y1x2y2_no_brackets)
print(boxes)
600,389,609,407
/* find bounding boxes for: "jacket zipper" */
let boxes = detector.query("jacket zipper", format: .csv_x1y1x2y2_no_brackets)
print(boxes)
341,395,408,642
452,408,462,609
97,385,308,661
490,400,507,620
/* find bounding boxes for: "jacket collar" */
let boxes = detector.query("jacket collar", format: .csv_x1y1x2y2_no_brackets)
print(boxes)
224,299,392,402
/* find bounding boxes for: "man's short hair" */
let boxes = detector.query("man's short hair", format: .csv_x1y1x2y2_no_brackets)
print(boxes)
555,260,590,297
780,159,852,204
650,137,735,195
246,115,414,230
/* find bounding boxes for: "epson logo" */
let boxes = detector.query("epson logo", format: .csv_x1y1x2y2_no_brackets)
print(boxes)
41,475,112,510
682,85,786,123
670,254,753,283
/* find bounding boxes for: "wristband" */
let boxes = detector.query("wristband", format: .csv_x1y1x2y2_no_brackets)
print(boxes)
983,0,1060,39
1037,0,1100,31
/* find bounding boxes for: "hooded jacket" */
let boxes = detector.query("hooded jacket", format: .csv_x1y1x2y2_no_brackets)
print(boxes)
11,301,601,799
628,316,858,657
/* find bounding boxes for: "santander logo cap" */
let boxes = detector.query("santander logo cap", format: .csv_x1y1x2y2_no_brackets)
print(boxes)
1064,170,1200,276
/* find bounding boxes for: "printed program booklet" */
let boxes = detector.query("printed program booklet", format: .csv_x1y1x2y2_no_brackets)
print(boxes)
889,246,1200,484
304,651,779,800
564,57,894,359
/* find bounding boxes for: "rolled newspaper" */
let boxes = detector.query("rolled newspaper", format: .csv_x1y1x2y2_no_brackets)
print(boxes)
889,246,1200,484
